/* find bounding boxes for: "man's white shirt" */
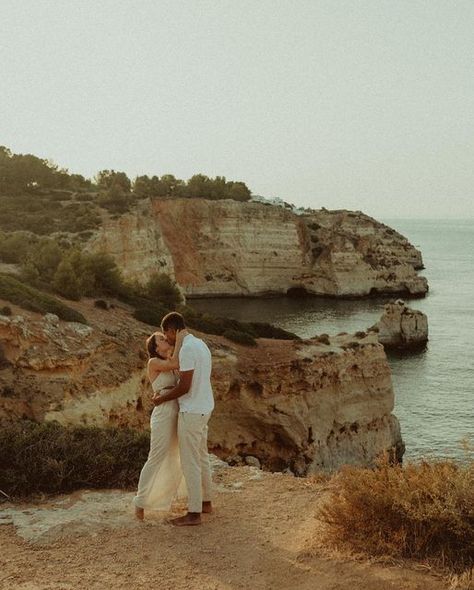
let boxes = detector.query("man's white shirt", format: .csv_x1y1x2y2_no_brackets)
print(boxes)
178,334,214,414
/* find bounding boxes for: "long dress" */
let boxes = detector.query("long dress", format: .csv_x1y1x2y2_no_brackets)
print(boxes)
133,371,186,511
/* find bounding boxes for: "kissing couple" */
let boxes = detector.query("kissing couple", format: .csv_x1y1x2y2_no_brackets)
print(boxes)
133,311,214,526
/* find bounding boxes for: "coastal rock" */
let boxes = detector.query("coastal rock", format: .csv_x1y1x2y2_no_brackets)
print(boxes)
371,300,428,350
210,332,403,474
85,199,427,299
0,301,404,473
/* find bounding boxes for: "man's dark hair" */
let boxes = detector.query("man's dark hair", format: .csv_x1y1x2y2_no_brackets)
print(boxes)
161,311,186,331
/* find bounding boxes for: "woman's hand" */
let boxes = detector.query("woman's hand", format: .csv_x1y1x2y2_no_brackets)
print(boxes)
175,328,189,348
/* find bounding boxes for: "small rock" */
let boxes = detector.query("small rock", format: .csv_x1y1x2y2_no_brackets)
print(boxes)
244,455,261,469
67,323,93,338
44,313,60,327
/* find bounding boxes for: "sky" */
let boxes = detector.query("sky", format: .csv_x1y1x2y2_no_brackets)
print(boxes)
1,1,473,219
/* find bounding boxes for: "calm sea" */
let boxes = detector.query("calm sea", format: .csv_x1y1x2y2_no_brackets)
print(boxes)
192,219,474,461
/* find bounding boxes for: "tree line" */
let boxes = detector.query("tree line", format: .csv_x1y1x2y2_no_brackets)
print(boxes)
0,146,251,212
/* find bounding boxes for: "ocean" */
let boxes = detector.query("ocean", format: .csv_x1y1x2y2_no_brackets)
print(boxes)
192,219,474,461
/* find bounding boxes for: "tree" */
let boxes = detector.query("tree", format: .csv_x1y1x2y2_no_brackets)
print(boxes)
187,174,211,199
146,272,183,308
225,181,251,202
95,170,131,193
97,183,131,213
83,252,124,296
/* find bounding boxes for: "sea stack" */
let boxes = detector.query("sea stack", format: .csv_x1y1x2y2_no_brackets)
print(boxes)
371,300,428,350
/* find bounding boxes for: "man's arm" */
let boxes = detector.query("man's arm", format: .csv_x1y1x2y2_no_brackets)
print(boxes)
153,370,194,405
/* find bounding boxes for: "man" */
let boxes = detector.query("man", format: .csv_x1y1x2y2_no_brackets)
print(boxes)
153,311,214,526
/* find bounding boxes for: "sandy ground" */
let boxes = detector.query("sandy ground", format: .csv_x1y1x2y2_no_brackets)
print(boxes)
0,465,448,590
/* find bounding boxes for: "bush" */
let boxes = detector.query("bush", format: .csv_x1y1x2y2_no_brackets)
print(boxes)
177,305,299,342
145,272,183,308
319,456,474,572
0,421,150,498
94,299,109,310
222,329,256,346
248,322,298,340
0,274,87,323
133,305,169,327
1,305,12,316
53,257,82,300
0,231,32,263
82,252,124,297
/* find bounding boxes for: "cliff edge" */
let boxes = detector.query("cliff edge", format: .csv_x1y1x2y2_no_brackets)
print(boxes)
85,199,428,299
0,297,403,473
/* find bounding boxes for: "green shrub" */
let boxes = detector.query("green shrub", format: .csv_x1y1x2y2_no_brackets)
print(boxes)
248,321,298,340
0,274,86,323
133,305,169,327
1,305,12,316
0,421,150,498
94,299,109,310
53,257,82,300
145,272,183,308
0,231,32,263
0,194,101,235
222,329,256,346
82,252,124,297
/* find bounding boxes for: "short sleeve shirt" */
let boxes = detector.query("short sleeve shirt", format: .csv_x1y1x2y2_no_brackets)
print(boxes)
178,334,214,414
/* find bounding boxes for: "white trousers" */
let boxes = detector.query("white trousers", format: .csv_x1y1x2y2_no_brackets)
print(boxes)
178,411,213,513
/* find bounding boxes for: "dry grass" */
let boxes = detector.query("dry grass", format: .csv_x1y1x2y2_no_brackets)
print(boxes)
318,455,474,581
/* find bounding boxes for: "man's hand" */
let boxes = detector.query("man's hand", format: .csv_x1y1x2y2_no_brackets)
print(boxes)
152,393,164,406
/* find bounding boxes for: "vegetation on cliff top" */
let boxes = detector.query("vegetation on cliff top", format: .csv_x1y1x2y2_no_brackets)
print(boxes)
0,146,297,344
0,145,252,232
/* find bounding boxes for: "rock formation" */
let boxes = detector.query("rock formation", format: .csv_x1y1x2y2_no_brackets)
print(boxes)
85,199,428,299
370,300,428,350
0,300,404,474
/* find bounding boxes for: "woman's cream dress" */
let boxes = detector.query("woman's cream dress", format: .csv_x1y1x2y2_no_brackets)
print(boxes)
133,371,186,511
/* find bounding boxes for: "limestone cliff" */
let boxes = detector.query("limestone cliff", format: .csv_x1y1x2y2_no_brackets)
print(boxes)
85,199,427,298
0,299,404,473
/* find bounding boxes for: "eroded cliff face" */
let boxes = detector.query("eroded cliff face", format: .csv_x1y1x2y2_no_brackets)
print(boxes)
210,333,403,473
85,199,427,298
0,300,404,473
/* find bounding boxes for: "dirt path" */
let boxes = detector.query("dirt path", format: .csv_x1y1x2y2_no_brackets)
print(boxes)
0,466,447,590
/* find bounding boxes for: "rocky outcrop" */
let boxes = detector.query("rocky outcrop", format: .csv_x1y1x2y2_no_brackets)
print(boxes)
371,300,428,350
85,199,427,299
0,300,404,474
210,332,403,474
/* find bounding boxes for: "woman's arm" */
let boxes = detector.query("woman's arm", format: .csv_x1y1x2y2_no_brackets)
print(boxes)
148,329,189,372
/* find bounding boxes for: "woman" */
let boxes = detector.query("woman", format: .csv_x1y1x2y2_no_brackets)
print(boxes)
133,329,188,520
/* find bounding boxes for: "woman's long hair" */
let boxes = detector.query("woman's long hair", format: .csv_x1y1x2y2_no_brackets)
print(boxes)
146,332,167,360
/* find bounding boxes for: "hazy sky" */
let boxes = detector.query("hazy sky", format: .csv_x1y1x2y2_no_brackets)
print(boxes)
1,1,473,218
